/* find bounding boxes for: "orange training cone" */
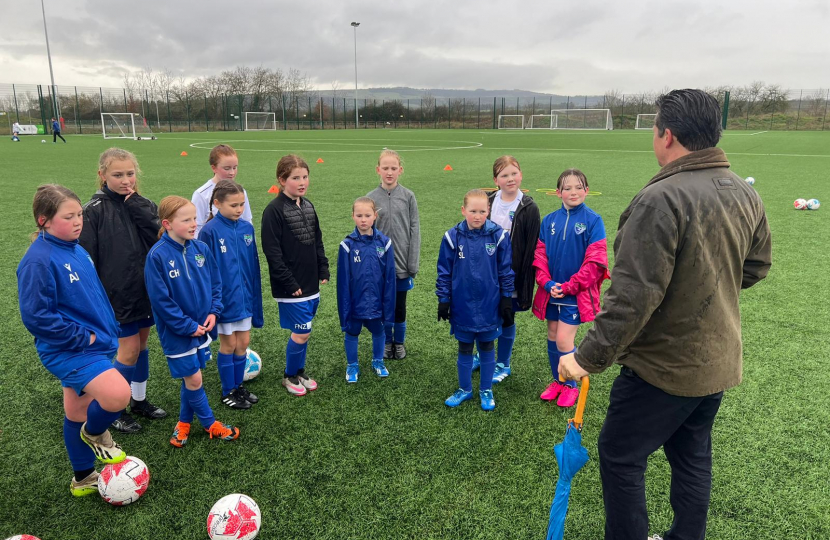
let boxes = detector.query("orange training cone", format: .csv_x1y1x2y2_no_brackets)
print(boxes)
316,158,324,163
268,185,280,194
180,151,188,156
444,164,453,171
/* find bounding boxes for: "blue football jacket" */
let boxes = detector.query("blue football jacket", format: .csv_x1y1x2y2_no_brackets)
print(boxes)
144,233,222,356
199,213,264,328
17,232,119,379
538,202,606,306
337,227,396,331
436,220,514,333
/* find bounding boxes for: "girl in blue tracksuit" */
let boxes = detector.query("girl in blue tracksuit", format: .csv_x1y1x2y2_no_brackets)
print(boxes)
198,180,264,409
436,189,515,411
336,197,397,383
17,184,130,497
144,196,240,448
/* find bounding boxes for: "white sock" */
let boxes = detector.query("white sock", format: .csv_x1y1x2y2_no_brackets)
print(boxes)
131,381,147,402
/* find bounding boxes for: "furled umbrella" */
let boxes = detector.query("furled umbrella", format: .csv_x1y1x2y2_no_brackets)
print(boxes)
546,376,590,540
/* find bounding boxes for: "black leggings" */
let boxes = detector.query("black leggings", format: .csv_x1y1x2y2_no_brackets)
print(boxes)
53,131,66,143
395,290,407,323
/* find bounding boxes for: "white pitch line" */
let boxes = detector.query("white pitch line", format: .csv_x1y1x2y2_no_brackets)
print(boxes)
749,131,768,135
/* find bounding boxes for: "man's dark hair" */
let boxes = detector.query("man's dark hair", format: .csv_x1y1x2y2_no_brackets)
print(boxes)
654,89,722,151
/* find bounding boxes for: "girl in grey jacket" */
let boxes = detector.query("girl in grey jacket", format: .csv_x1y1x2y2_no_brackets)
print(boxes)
366,150,420,360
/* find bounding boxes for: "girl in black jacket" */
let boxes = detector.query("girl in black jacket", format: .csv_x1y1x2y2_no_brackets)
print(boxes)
79,148,167,433
485,156,541,383
261,154,330,397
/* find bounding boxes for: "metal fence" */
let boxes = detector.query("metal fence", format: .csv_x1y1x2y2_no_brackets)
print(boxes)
1,83,828,133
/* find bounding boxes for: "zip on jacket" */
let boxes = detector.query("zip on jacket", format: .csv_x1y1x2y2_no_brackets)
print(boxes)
199,213,264,328
145,233,222,356
336,227,396,331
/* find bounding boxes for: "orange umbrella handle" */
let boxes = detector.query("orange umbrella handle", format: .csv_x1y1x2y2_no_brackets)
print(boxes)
557,376,589,430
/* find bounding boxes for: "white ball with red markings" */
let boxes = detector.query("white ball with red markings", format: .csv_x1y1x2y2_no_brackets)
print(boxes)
98,456,150,506
794,198,808,210
207,494,261,540
4,535,42,540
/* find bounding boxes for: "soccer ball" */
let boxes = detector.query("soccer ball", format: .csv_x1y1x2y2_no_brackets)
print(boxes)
98,456,150,506
207,493,261,540
745,177,755,185
794,198,808,210
41,140,45,143
243,349,261,381
807,198,820,210
4,535,42,540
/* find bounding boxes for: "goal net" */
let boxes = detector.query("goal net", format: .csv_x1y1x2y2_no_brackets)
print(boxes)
635,113,657,130
101,113,156,140
244,112,277,131
551,109,613,130
528,114,557,129
497,115,525,130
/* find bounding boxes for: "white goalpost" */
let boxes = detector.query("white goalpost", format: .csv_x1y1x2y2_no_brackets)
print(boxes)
497,115,525,130
551,109,613,130
635,113,657,130
244,112,277,131
101,113,156,140
528,114,557,129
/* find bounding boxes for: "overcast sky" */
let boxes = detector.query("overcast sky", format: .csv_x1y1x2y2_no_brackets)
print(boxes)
2,0,828,94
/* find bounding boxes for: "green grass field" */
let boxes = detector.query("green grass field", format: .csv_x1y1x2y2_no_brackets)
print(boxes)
1,128,828,540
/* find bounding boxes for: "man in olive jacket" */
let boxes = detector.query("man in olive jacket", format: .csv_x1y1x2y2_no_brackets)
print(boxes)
559,89,771,540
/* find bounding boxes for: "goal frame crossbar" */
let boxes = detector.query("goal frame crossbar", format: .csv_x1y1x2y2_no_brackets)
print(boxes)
550,108,613,130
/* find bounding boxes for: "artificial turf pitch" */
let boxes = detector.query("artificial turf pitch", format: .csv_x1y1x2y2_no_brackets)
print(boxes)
0,128,828,539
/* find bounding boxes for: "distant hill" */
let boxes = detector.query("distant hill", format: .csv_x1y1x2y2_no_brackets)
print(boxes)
319,86,605,103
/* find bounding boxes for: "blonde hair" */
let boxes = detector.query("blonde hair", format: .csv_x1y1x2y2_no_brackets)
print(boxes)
378,149,402,167
463,189,489,207
32,184,81,239
493,155,521,178
157,196,193,239
97,147,141,191
209,144,237,167
276,154,310,184
352,196,377,214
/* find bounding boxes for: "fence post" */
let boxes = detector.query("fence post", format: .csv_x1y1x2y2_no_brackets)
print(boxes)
448,98,451,129
123,89,127,111
185,90,191,132
822,89,829,131
204,96,209,131
407,99,410,129
166,91,172,132
769,100,775,130
12,84,20,123
478,97,481,129
74,86,81,134
100,87,104,115
493,97,497,129
794,90,802,131
721,90,730,130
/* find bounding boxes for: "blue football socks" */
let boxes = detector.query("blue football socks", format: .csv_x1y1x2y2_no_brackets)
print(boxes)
133,349,149,384
371,328,386,360
64,417,95,472
384,322,394,344
233,354,246,387
113,360,136,385
285,338,308,377
478,346,496,391
393,321,407,344
217,353,235,395
559,347,578,388
497,324,516,367
85,400,121,436
344,333,359,365
457,349,474,393
183,386,215,428
548,340,562,381
179,381,194,423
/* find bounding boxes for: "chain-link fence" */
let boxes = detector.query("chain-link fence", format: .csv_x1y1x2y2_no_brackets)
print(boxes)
2,83,828,133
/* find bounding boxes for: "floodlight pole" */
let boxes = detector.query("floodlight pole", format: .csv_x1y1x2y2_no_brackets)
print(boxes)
40,0,60,118
351,22,360,129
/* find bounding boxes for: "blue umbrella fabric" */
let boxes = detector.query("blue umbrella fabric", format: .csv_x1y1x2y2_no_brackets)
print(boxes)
545,423,590,540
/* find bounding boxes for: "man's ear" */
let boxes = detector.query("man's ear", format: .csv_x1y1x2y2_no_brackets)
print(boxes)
663,127,675,148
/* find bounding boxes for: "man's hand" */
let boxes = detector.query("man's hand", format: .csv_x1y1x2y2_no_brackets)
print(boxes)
437,302,450,321
558,351,589,381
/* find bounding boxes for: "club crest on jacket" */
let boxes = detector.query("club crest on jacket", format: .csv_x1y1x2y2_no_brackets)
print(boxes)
195,254,205,268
